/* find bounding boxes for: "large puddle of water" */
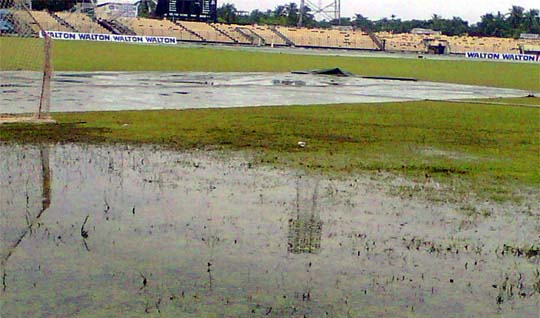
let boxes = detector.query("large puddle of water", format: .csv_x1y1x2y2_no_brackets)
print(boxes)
0,72,531,114
1,143,539,317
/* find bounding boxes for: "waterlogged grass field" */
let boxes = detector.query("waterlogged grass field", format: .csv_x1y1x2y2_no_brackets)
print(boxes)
1,36,540,318
2,99,539,201
1,37,539,200
1,37,539,90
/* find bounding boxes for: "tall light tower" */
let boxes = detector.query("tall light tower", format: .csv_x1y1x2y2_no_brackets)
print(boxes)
298,0,305,27
300,0,341,24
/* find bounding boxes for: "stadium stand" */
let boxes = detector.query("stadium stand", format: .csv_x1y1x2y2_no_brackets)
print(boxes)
56,12,110,34
521,44,540,54
376,32,426,52
211,23,253,44
13,10,72,33
375,31,538,54
118,17,201,41
241,24,288,46
11,9,536,55
110,18,535,53
276,26,378,49
176,20,234,43
445,36,518,53
97,18,136,35
230,25,267,45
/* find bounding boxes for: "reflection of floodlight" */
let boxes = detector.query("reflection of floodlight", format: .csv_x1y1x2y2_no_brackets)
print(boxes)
287,177,323,254
288,215,323,254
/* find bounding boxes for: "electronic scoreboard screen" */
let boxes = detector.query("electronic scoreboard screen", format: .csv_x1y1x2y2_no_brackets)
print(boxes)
156,0,217,22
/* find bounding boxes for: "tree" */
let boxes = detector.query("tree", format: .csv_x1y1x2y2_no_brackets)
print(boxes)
476,12,510,37
508,5,524,29
353,14,373,30
138,0,156,18
215,4,539,36
328,17,352,26
246,9,265,24
217,3,238,24
31,0,77,11
520,9,540,34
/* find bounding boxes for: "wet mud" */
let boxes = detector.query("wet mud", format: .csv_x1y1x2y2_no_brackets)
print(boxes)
0,72,530,114
1,143,539,317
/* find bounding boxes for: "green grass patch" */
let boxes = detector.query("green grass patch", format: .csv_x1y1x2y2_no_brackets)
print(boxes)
2,99,538,201
1,37,539,90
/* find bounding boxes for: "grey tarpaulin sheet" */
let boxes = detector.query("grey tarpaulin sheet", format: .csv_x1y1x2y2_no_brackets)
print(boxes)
0,71,530,113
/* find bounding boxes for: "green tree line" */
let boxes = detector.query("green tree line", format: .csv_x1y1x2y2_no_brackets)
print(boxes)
218,3,540,38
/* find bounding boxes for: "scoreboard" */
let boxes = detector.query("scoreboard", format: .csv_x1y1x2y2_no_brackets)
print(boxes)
156,0,217,22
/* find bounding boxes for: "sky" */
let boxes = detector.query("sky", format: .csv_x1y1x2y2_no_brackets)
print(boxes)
225,0,540,23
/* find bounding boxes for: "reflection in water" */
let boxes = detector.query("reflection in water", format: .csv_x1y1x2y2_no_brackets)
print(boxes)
40,147,51,211
1,144,538,318
1,146,51,291
287,177,323,254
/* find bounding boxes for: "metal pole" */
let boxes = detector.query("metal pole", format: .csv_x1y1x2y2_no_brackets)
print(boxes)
38,35,52,119
298,0,304,27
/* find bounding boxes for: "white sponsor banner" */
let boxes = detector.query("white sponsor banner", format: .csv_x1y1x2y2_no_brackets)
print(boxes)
40,31,177,45
466,51,540,63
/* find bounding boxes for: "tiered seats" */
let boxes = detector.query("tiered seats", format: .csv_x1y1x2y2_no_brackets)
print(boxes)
518,38,540,47
119,17,199,41
13,10,71,33
33,10,74,32
376,32,426,52
518,38,540,53
242,25,287,45
376,31,525,54
276,27,324,46
10,10,38,34
211,23,252,44
177,21,233,43
56,12,110,34
443,36,520,53
277,26,378,49
107,16,536,53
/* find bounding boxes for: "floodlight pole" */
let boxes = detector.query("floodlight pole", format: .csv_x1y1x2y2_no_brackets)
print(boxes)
303,0,341,23
335,0,340,22
298,0,305,27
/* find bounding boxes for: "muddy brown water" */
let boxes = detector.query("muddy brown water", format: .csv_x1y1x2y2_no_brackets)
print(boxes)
1,143,539,317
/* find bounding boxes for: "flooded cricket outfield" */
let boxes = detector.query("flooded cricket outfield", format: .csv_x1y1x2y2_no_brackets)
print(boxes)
0,71,532,114
1,143,539,317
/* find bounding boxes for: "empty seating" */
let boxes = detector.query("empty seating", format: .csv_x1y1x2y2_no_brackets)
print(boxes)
376,32,426,52
10,10,39,34
30,11,525,54
13,10,71,33
177,21,233,43
277,27,378,49
211,23,252,44
119,17,198,41
242,25,287,45
56,12,110,34
376,31,524,54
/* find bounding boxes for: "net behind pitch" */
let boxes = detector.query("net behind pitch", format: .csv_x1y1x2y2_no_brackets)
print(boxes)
0,0,52,121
